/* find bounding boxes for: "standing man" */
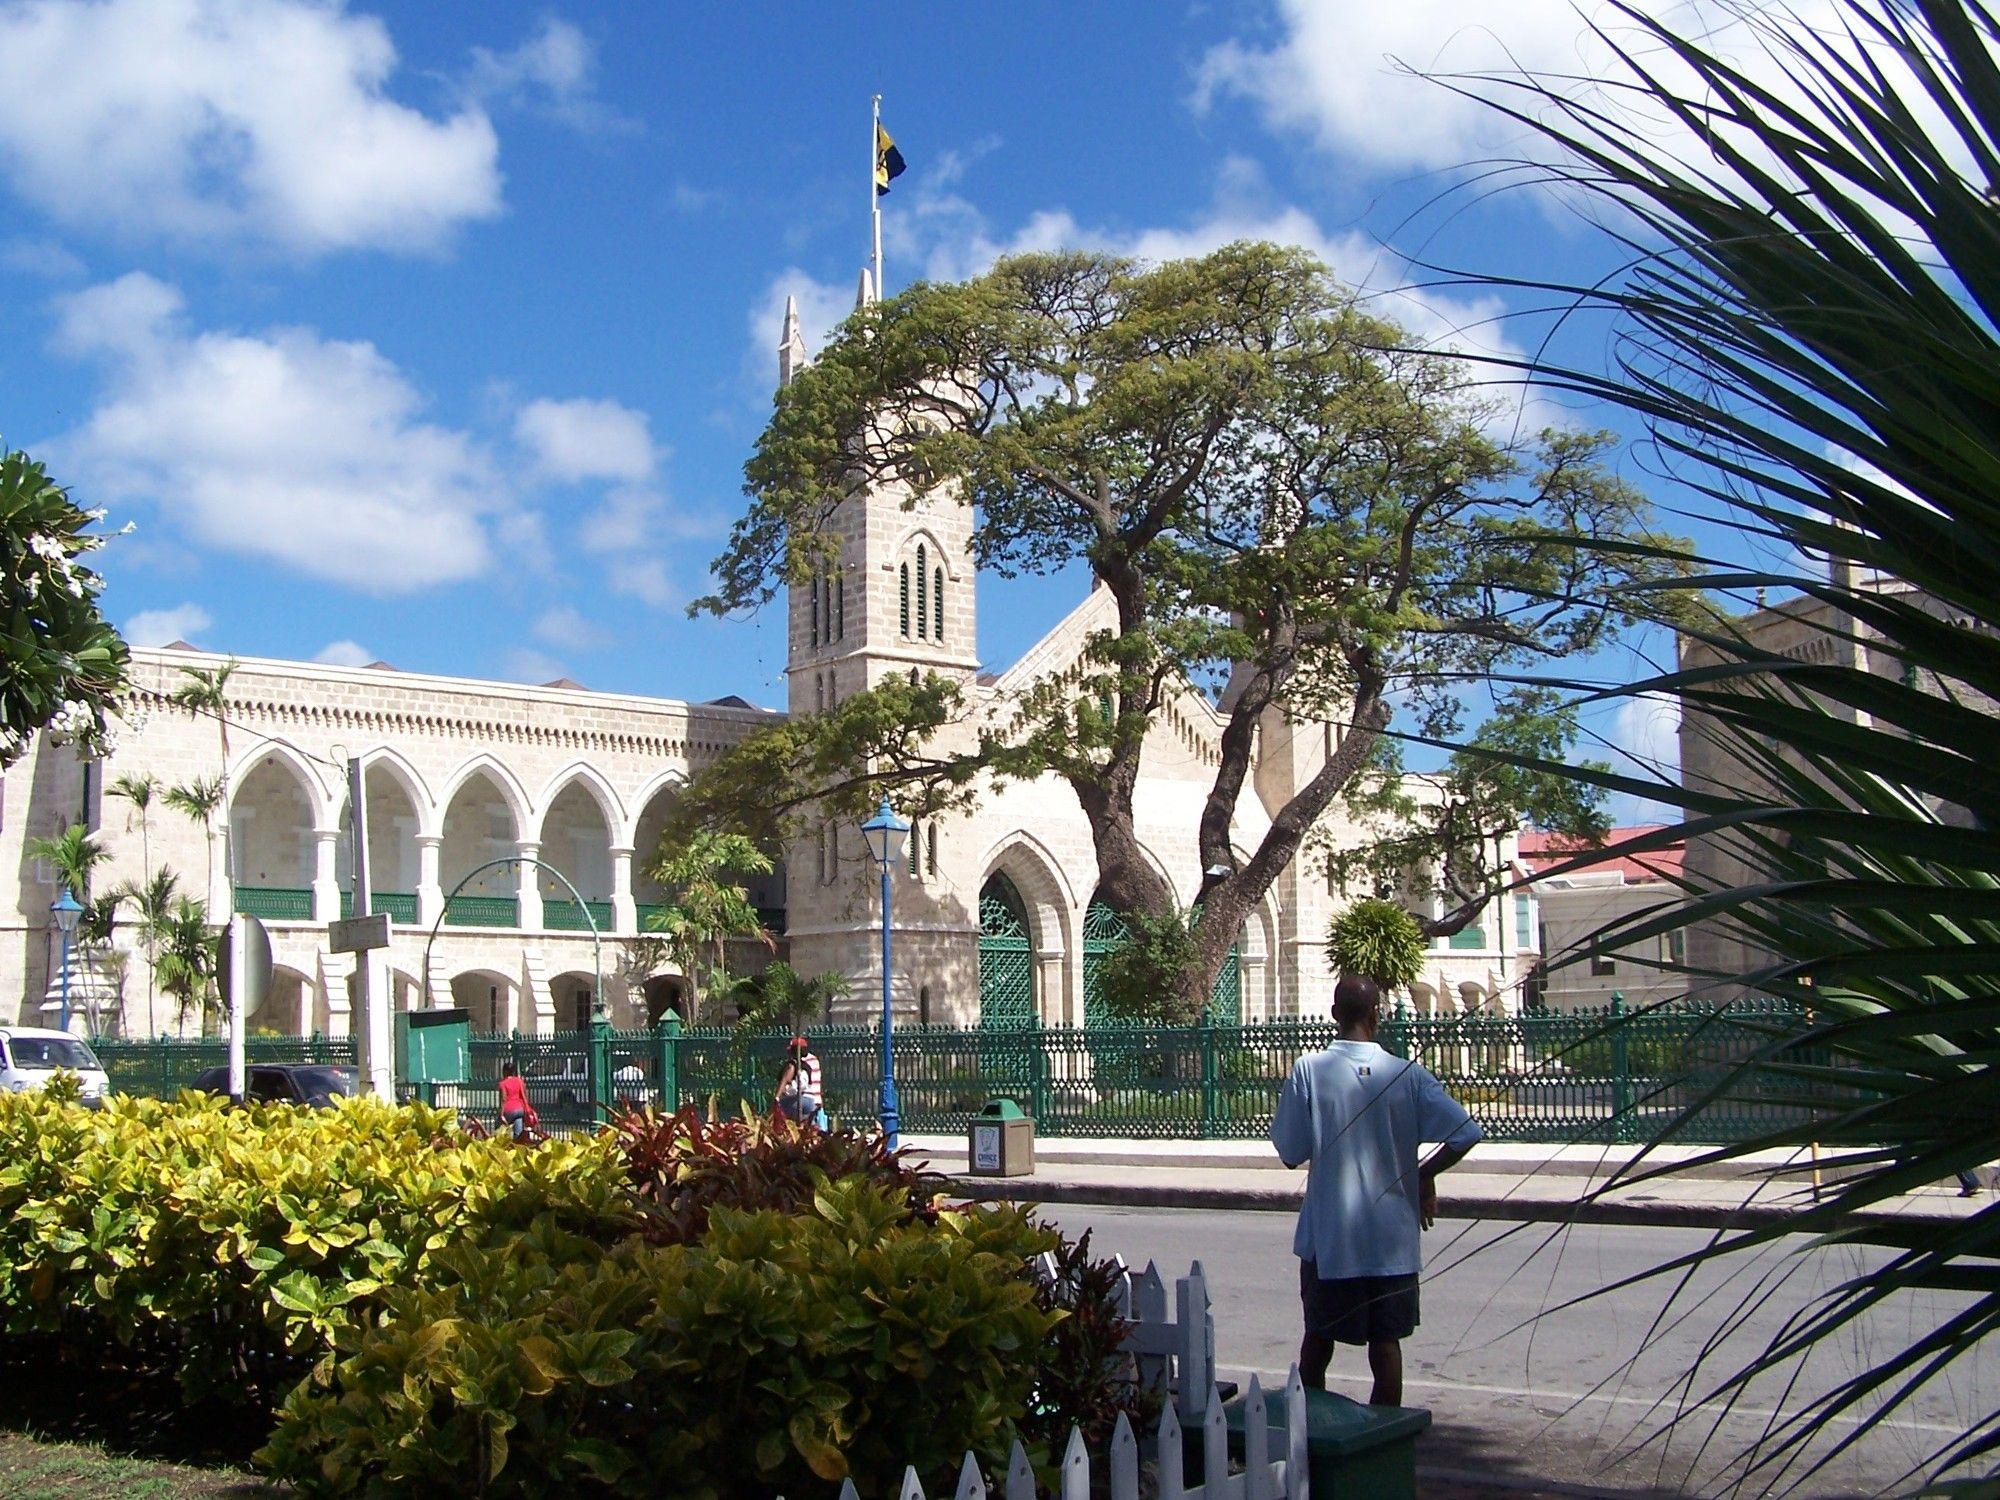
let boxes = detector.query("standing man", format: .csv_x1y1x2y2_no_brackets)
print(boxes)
1271,974,1484,1406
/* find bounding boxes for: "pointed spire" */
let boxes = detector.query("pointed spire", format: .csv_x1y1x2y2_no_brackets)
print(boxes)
777,293,809,390
855,265,876,311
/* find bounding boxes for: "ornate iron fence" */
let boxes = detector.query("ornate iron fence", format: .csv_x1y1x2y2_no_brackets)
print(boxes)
91,1000,1826,1145
93,1034,357,1099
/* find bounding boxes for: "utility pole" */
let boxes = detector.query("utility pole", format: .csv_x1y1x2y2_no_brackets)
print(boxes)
347,757,392,1099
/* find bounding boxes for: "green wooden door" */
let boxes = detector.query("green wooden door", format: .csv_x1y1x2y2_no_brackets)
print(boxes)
978,876,1036,1029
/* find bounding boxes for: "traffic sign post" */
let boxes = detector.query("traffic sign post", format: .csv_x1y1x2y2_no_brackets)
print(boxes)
218,913,273,1103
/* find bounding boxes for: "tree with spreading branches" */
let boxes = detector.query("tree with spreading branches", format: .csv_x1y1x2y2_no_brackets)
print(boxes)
687,242,1689,1019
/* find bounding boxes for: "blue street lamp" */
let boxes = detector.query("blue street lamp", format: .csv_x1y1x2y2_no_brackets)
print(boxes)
50,888,82,1033
859,798,910,1148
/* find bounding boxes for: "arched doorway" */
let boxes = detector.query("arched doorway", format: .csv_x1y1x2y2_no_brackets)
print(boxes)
250,966,308,1036
230,757,316,920
550,971,597,1033
440,771,520,927
978,875,1036,1030
1082,893,1241,1025
336,761,423,923
538,780,613,931
642,974,688,1025
451,969,517,1034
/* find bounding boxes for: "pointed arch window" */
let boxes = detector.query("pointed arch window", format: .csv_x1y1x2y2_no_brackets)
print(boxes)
907,818,921,877
808,576,821,648
835,574,846,640
915,545,929,640
926,822,938,876
899,564,911,638
933,567,945,641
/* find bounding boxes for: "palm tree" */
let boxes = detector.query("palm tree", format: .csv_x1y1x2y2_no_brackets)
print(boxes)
154,894,218,1033
735,961,849,1034
105,867,180,1037
1469,0,2000,1482
109,773,160,1026
164,775,227,909
170,661,236,906
641,831,775,1021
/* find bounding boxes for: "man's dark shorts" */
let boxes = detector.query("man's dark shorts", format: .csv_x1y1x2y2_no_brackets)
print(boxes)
1300,1261,1420,1344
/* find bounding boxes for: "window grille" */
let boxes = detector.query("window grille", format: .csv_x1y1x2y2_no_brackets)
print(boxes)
934,566,945,640
899,564,910,637
916,544,929,639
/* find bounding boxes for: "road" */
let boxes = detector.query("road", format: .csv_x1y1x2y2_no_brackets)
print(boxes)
1043,1205,1994,1499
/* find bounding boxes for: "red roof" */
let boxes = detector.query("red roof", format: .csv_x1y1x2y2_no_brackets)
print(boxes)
1520,825,1683,883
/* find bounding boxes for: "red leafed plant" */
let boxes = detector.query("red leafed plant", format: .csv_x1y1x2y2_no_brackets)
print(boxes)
608,1105,945,1245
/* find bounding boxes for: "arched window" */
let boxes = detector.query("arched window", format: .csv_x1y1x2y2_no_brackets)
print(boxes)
808,576,820,647
815,674,825,713
899,564,911,637
907,819,921,877
916,545,929,640
933,567,945,641
835,574,845,640
926,822,938,875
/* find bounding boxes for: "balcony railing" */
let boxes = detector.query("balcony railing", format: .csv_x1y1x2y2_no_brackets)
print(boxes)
544,898,615,933
338,890,420,924
444,894,519,929
633,902,784,936
234,886,313,921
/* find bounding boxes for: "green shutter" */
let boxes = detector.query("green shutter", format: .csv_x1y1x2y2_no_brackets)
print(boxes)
899,564,910,636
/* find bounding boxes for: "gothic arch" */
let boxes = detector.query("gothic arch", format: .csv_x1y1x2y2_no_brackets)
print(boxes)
976,827,1078,951
532,762,625,846
621,768,689,851
437,755,532,841
349,747,434,836
887,523,964,581
226,743,334,830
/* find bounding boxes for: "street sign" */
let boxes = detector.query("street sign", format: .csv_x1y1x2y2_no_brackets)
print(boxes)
329,911,392,954
217,914,273,1014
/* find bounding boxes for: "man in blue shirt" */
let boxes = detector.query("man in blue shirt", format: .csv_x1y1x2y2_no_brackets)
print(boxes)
1271,974,1484,1405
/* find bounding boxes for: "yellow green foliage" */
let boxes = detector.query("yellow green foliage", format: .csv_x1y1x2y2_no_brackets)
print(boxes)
0,1089,630,1398
260,1179,1057,1499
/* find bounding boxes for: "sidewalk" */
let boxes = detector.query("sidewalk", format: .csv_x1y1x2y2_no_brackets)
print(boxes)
905,1134,1987,1233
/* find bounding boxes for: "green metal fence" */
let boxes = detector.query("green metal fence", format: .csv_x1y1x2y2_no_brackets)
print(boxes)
93,1034,357,1099
91,1001,1827,1145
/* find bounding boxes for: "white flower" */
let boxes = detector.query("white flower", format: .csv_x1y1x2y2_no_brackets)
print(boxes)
28,534,66,561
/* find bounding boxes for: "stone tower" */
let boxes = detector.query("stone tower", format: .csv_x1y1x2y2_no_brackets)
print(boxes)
777,278,984,1024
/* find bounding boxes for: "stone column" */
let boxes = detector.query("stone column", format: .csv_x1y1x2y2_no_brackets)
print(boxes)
516,842,543,930
312,829,341,922
1035,952,1070,1026
610,846,636,933
1242,954,1269,1021
416,835,443,925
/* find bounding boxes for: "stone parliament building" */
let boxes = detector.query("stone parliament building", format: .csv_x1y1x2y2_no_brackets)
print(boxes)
0,298,1539,1038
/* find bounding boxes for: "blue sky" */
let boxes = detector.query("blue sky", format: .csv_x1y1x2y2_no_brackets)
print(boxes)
0,0,1803,791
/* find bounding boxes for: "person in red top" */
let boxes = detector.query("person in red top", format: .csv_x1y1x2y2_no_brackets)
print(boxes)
497,1062,531,1139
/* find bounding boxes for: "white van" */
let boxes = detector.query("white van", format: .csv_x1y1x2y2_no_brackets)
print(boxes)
0,1026,110,1106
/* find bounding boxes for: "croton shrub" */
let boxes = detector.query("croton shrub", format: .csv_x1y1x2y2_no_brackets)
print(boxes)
0,1090,1144,1496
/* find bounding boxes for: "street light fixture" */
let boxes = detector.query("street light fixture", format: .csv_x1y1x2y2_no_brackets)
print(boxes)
50,888,82,1034
860,798,910,1148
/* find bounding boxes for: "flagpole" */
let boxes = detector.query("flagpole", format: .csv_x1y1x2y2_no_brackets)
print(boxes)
871,93,883,302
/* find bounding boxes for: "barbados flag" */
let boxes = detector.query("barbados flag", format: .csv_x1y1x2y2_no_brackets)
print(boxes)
875,122,906,195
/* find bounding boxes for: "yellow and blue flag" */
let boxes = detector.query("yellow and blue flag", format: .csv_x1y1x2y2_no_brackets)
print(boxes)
875,122,906,195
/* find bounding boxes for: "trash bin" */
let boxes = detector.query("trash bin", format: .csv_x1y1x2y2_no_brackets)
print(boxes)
1224,1385,1430,1500
968,1097,1034,1177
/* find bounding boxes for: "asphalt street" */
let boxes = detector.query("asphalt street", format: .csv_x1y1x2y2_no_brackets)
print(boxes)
1044,1205,1994,1499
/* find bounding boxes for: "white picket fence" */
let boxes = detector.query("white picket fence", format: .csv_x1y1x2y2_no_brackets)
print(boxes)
821,1259,1311,1500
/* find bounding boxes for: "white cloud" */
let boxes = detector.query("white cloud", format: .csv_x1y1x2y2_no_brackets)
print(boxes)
574,486,682,608
125,601,211,647
0,0,500,256
313,638,373,667
747,266,863,393
463,17,631,134
52,272,505,592
514,397,657,483
606,556,675,609
532,605,604,652
1605,690,1681,823
0,237,84,278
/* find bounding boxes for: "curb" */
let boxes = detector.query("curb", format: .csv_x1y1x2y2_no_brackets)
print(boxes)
942,1175,1968,1237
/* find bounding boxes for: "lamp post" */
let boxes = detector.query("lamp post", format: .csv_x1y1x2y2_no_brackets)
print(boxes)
50,888,82,1033
860,798,910,1148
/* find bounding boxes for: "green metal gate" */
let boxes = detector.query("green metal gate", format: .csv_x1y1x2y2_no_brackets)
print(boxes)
1082,897,1241,1022
978,876,1036,1029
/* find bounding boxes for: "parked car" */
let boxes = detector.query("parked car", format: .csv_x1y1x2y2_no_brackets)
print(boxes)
0,1027,110,1106
189,1063,360,1107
